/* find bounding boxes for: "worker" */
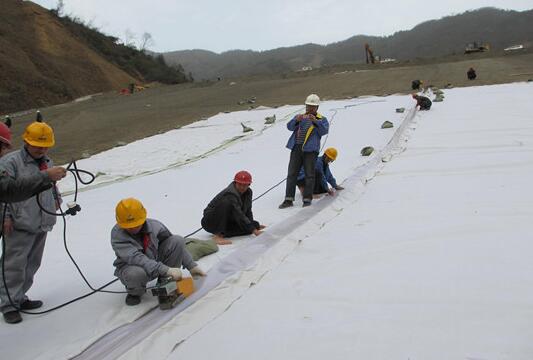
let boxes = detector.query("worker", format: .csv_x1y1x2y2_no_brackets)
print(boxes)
111,198,206,306
297,147,344,197
201,171,265,245
467,67,477,80
412,94,432,111
279,94,329,208
0,121,62,324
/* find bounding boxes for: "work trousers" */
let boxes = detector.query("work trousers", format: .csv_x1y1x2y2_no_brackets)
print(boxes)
0,230,47,313
285,148,317,202
297,171,328,195
201,199,259,238
116,235,193,296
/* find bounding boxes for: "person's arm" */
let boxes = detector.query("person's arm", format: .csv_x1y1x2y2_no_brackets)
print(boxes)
325,166,337,189
112,233,169,278
314,117,329,136
227,195,256,234
0,167,66,203
315,161,329,191
287,115,300,131
156,221,173,242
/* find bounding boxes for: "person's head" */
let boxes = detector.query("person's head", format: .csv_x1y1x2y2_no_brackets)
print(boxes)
116,198,147,234
304,94,320,115
324,147,338,163
233,170,252,194
23,121,55,159
0,122,12,158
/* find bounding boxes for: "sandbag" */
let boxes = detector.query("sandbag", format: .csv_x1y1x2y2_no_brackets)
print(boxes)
381,121,394,129
360,146,374,156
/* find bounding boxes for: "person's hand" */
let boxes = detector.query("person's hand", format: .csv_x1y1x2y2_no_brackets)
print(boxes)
253,228,263,236
335,185,345,191
3,218,13,236
327,188,335,196
166,267,183,281
295,114,304,122
46,167,67,182
190,266,206,277
258,224,266,230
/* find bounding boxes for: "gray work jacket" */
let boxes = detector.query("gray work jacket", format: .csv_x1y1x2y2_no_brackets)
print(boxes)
111,218,197,278
0,149,59,233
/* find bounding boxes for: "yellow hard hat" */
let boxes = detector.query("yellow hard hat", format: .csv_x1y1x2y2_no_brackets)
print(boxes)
324,147,338,161
116,198,147,229
23,122,55,147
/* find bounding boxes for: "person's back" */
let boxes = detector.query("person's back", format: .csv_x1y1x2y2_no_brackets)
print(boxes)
467,68,477,80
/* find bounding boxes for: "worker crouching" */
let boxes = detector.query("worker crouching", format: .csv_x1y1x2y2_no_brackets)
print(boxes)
111,198,205,306
201,171,265,245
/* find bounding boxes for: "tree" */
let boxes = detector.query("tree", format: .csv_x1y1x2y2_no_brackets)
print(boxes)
52,0,65,16
139,32,154,52
123,29,136,48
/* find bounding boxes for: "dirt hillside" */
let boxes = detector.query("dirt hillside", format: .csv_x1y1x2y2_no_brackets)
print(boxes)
0,0,137,113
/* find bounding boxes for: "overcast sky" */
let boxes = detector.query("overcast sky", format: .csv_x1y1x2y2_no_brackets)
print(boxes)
32,0,532,53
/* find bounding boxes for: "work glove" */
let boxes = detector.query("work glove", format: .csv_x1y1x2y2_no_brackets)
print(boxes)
190,266,206,277
166,267,183,281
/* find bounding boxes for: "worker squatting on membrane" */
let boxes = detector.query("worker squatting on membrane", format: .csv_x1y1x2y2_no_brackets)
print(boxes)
201,170,265,245
279,94,329,209
412,94,432,110
297,147,344,198
111,198,206,306
0,121,67,324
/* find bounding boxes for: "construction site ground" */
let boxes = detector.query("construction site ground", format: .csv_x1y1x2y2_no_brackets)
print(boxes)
6,50,533,165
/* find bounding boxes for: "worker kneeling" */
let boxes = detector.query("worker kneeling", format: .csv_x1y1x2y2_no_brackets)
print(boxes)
297,147,344,197
201,171,265,245
111,198,205,306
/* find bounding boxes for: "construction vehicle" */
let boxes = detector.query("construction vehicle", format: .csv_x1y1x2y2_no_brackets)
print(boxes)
464,42,490,54
365,43,375,64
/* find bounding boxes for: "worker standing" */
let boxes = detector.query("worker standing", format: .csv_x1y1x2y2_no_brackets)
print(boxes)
296,147,344,197
279,94,329,208
0,121,62,324
201,171,265,245
111,198,205,306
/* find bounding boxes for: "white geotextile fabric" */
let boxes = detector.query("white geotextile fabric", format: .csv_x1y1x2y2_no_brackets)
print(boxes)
75,105,418,360
0,95,412,360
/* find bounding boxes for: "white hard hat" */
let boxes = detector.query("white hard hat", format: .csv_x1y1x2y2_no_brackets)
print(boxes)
305,94,320,106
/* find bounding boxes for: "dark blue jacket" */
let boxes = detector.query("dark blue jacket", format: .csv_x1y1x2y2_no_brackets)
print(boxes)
297,155,337,190
286,113,329,152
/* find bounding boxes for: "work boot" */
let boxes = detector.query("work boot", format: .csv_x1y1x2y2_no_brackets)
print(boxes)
278,200,293,209
125,294,141,306
3,310,22,324
20,299,43,310
302,200,312,207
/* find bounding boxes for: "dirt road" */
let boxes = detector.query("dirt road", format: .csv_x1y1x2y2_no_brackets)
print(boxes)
6,51,533,164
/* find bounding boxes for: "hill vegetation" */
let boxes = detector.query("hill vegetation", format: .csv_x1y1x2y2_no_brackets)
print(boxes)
164,7,533,80
0,0,189,114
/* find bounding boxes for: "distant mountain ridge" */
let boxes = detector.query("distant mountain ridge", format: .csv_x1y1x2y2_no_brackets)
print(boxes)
164,7,533,80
